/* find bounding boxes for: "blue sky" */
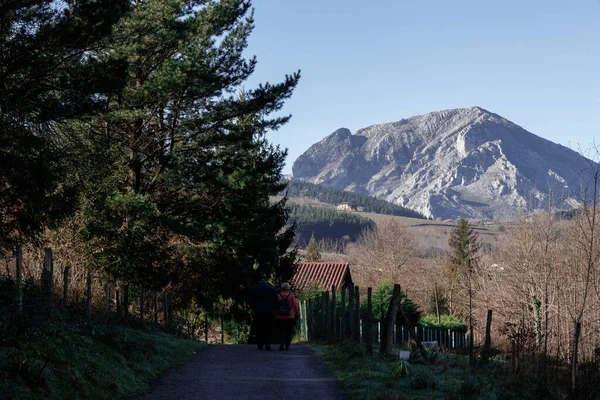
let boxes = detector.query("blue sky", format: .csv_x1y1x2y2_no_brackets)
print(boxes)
244,0,600,173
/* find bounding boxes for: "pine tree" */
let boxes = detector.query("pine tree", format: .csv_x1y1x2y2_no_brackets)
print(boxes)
304,233,321,261
448,219,480,271
0,0,129,242
448,218,480,365
70,0,300,304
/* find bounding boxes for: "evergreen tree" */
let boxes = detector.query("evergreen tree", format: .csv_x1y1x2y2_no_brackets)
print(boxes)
447,218,480,365
0,0,129,242
284,180,425,219
448,218,480,273
304,233,321,261
287,203,375,245
70,0,300,304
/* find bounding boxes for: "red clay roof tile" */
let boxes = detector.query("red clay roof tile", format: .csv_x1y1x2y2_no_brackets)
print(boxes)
291,262,353,292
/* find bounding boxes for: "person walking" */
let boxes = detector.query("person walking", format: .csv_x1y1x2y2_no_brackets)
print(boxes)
249,278,278,351
275,282,300,351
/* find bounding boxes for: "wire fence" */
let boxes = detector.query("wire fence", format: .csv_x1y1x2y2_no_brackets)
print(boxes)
0,245,179,327
0,244,475,350
295,285,474,353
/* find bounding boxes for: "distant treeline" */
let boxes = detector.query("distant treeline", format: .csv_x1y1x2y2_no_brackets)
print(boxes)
287,204,375,246
284,180,425,219
554,209,579,220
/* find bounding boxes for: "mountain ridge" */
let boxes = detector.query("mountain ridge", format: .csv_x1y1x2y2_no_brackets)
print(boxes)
292,107,592,220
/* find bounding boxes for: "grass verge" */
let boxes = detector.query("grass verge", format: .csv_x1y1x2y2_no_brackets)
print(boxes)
306,341,560,400
0,320,204,400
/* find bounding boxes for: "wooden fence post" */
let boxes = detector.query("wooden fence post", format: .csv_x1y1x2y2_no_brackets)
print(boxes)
164,292,173,325
340,287,346,339
115,283,121,316
154,291,159,325
140,287,145,321
302,301,308,341
399,286,429,362
42,248,54,309
331,286,337,339
62,266,70,310
367,287,373,354
306,299,312,340
348,286,355,339
86,272,92,319
482,309,493,362
354,286,360,342
204,311,209,343
168,293,173,323
310,298,317,340
220,313,224,344
164,292,169,325
324,291,330,340
123,285,129,318
16,244,23,315
380,284,400,355
104,280,110,314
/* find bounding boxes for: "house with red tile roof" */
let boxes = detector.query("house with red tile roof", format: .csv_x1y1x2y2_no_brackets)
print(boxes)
291,262,353,293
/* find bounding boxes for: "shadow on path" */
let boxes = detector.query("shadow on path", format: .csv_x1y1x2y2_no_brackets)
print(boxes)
135,344,343,400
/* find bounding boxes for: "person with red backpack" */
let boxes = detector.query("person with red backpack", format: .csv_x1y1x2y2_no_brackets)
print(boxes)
275,282,300,351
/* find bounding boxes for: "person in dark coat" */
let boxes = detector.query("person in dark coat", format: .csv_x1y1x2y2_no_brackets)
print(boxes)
249,278,278,351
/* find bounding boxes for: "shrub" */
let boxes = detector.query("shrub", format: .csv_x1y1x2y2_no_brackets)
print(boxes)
408,373,439,390
297,283,325,302
390,361,410,378
360,283,421,325
457,375,481,399
419,314,467,330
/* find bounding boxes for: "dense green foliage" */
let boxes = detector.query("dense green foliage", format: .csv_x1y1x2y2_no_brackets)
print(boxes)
0,0,301,311
285,180,425,219
360,283,421,326
287,204,375,246
309,342,558,400
0,320,203,400
448,218,480,272
68,0,300,305
304,233,322,261
419,314,467,331
0,0,129,241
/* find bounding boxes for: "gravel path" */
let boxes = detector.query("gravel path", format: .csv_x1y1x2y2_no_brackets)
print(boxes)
135,344,343,400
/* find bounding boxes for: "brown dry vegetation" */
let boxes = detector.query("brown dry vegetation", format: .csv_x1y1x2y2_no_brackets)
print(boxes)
328,207,600,396
0,220,159,320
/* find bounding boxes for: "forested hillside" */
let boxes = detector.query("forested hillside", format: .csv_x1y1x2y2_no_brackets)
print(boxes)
285,180,425,219
287,204,375,246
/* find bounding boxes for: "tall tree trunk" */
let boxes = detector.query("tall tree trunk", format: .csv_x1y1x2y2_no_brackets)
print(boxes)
468,261,474,366
571,320,581,396
543,279,549,374
532,296,542,348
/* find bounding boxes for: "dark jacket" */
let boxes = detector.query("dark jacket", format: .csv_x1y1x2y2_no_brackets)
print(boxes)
249,281,278,313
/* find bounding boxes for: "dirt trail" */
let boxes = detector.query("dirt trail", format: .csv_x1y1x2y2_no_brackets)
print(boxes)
135,344,343,400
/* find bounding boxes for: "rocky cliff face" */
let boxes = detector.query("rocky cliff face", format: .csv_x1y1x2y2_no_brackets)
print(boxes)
292,107,592,220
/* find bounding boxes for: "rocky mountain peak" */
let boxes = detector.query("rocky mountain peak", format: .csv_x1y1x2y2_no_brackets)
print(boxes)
292,107,591,220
